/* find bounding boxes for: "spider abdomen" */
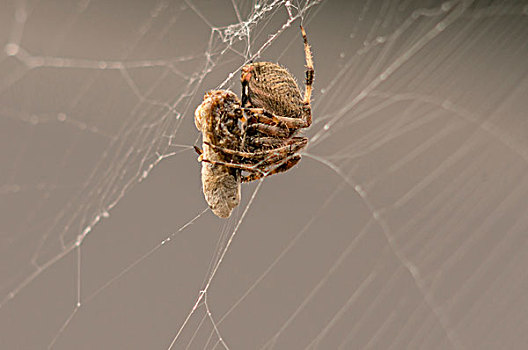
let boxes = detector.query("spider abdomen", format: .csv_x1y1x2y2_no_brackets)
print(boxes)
242,62,304,118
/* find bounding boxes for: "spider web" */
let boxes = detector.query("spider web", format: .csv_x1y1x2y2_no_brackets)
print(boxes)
1,0,528,349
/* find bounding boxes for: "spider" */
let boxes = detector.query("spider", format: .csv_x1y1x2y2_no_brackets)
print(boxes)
194,25,314,217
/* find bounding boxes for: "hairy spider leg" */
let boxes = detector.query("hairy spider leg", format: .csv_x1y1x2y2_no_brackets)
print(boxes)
242,107,313,136
240,107,299,137
301,25,314,109
250,136,295,147
200,158,266,175
203,137,307,159
200,147,304,183
241,155,302,183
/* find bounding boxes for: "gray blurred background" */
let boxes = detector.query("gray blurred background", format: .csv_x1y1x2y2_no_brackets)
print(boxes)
1,0,528,349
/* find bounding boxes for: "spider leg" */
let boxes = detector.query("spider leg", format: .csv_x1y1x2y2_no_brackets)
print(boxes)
200,158,265,175
301,25,314,107
241,108,279,124
244,136,308,152
241,107,295,136
298,26,314,129
241,155,302,183
250,137,293,148
204,137,307,159
242,105,310,131
246,123,290,138
245,147,304,174
194,145,206,162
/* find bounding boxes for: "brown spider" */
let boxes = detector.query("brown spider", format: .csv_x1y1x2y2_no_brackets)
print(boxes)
194,26,314,217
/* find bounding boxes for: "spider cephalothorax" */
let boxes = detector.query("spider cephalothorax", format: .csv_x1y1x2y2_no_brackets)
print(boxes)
195,26,314,218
